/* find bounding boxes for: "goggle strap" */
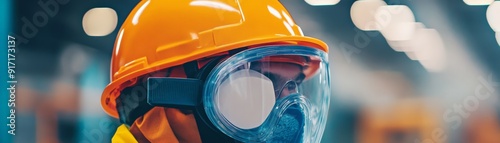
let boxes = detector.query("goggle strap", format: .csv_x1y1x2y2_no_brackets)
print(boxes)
147,77,201,109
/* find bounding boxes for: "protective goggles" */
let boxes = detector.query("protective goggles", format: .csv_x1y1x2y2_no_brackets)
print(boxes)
118,45,331,142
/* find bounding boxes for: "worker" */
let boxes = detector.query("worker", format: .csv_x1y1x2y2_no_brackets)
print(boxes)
100,0,332,142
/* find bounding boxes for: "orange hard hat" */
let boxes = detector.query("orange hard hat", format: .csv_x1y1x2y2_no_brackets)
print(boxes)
101,0,329,118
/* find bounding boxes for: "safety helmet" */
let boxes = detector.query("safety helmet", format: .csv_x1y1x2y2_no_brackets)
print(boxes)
102,0,328,118
101,0,330,142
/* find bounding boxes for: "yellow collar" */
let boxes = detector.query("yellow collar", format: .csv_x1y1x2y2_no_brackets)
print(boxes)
112,124,138,143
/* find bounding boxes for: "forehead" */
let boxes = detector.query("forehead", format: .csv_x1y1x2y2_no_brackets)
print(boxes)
251,62,303,78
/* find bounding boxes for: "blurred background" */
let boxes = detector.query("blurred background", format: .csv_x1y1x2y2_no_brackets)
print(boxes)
4,0,500,142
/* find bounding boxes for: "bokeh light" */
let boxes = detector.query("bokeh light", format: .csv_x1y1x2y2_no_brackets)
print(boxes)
414,29,446,72
387,22,426,52
496,32,500,46
82,8,118,36
487,1,500,32
351,0,387,31
305,0,340,6
375,5,416,41
463,0,494,6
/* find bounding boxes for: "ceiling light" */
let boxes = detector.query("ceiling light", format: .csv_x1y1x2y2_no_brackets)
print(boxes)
386,22,426,52
375,5,416,41
82,8,118,36
351,0,387,31
496,32,500,46
305,0,341,6
463,0,494,6
487,1,500,32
